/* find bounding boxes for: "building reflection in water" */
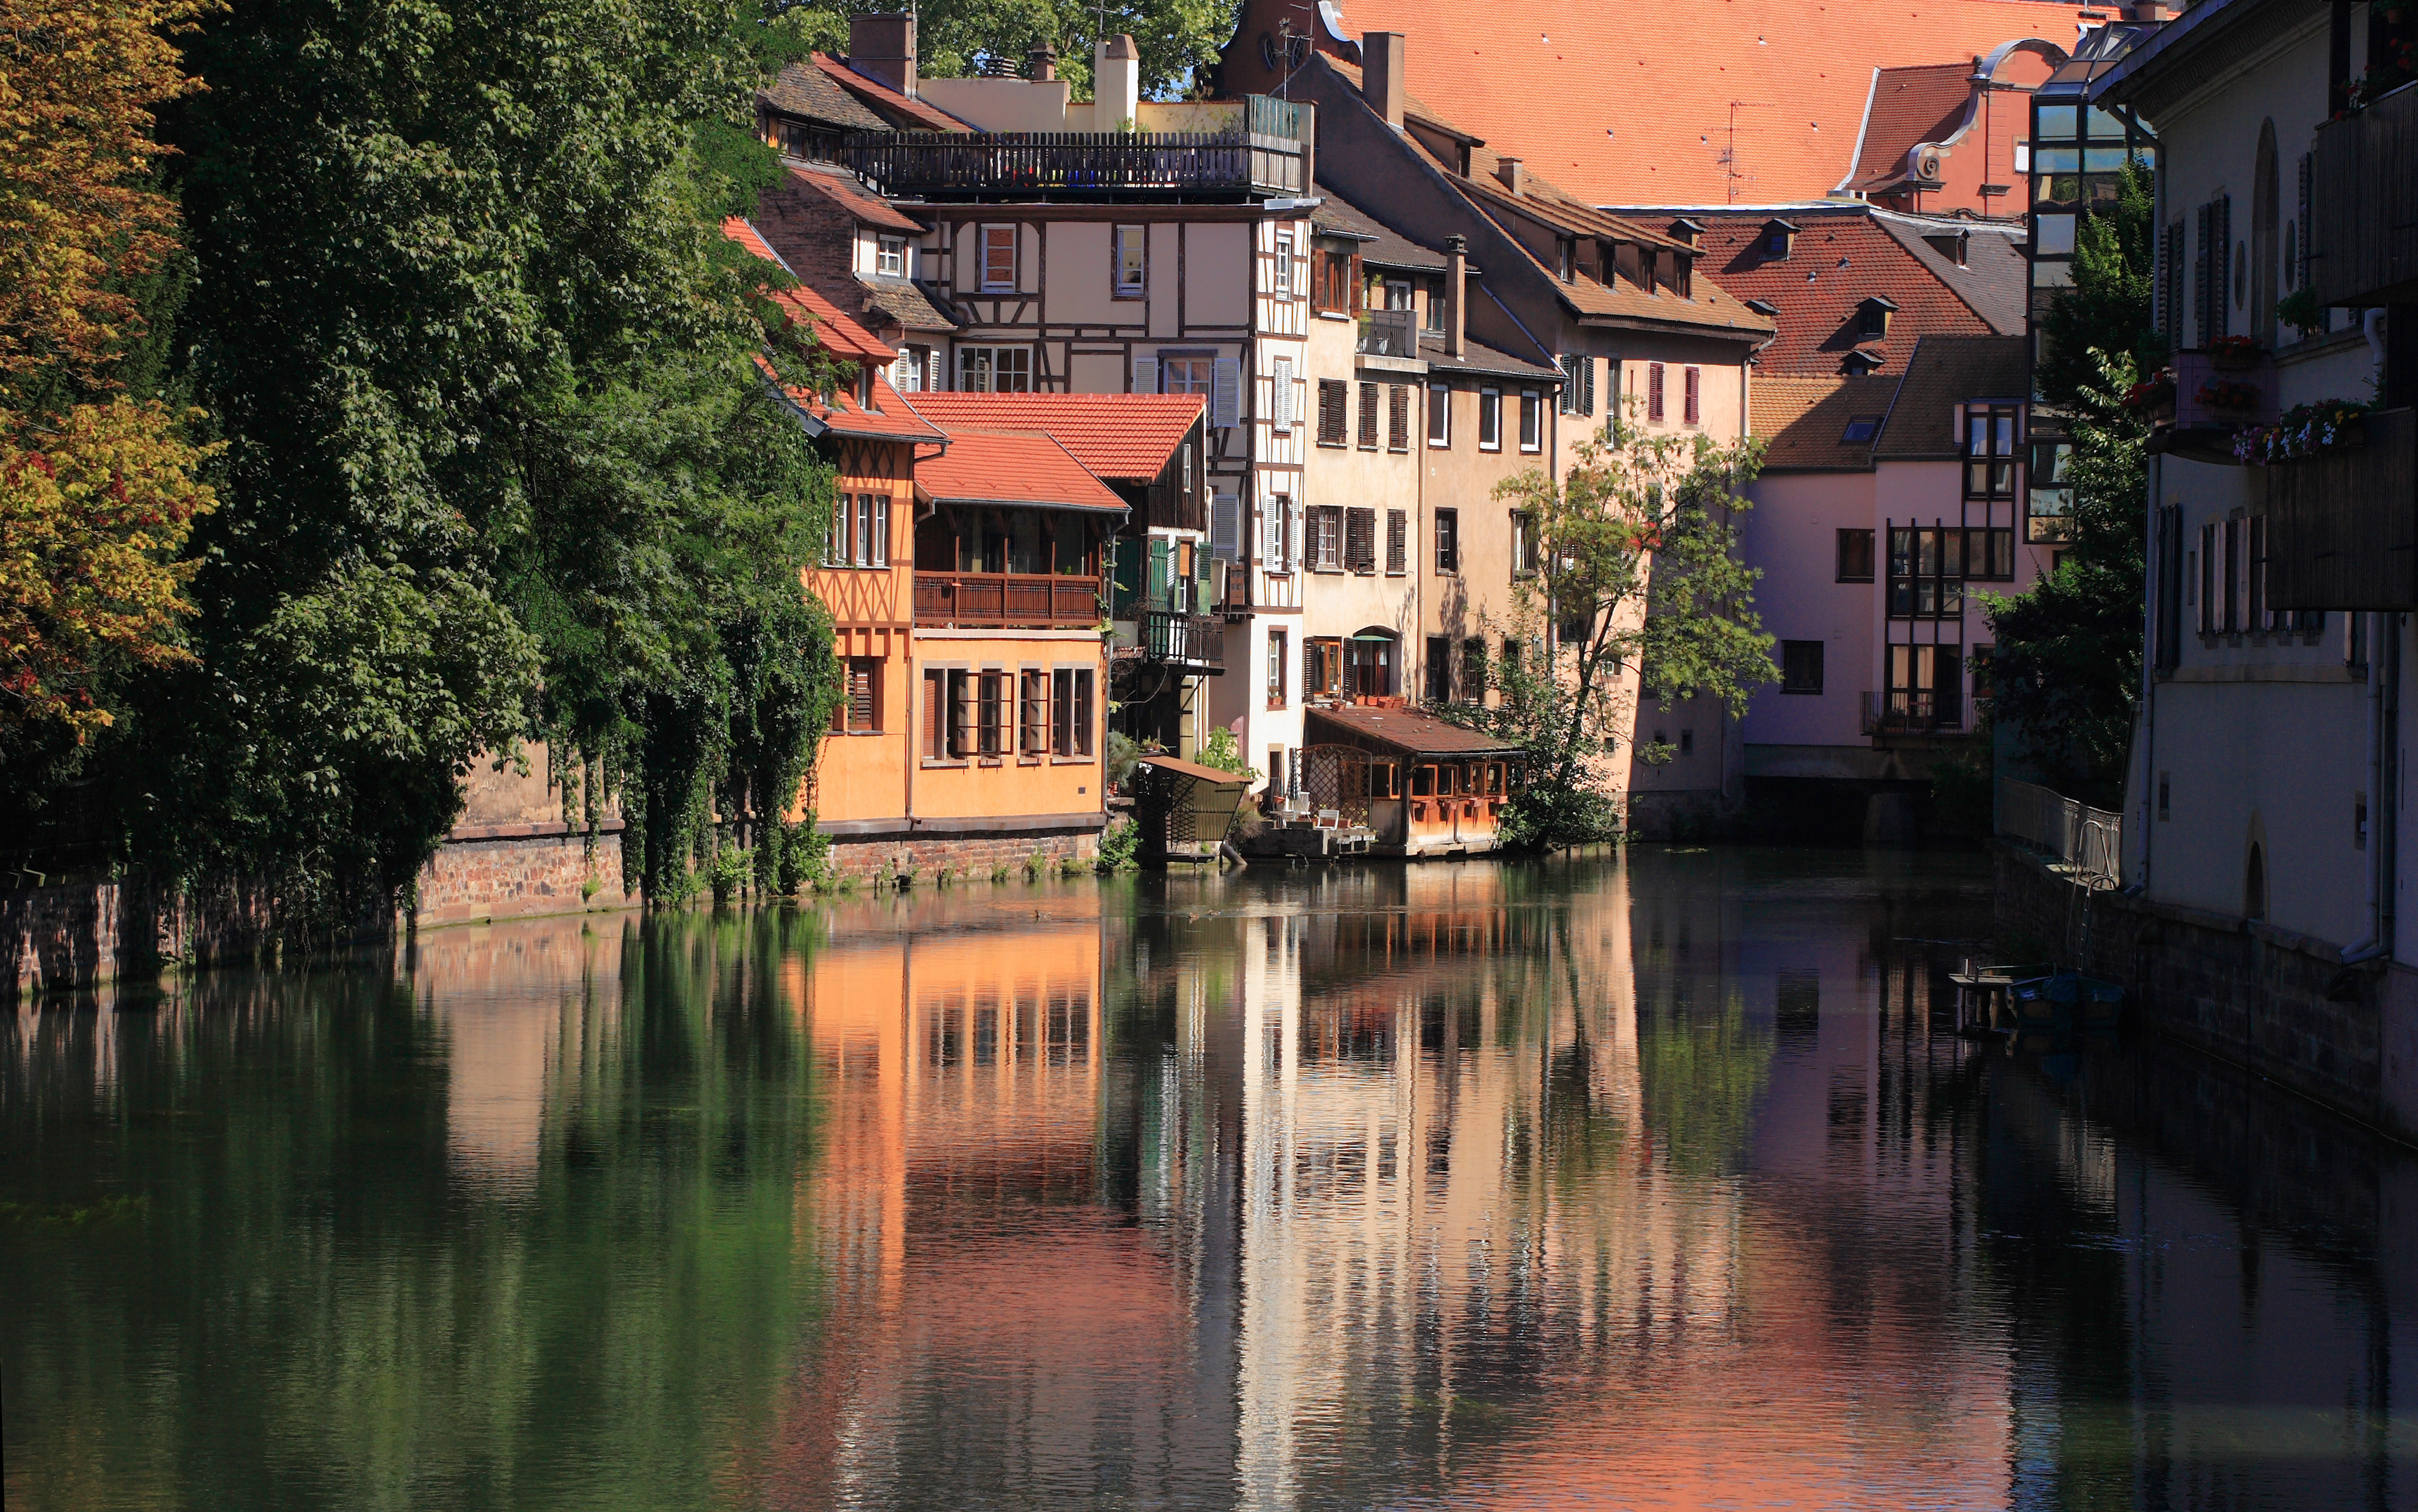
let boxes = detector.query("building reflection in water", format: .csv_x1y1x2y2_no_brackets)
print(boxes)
3,853,2412,1510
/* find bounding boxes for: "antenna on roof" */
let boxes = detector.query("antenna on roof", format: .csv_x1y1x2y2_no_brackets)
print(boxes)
1713,100,1773,203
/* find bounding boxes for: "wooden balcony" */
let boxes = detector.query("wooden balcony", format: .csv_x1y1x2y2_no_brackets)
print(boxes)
840,122,1305,201
914,572,1101,628
2308,81,2418,307
2266,407,2418,611
1142,610,1223,670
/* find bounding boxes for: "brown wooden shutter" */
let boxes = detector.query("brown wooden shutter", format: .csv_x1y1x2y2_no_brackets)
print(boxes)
1317,379,1348,445
1386,509,1407,573
1684,366,1700,425
850,661,876,731
951,670,975,757
1346,508,1376,573
922,670,944,758
1358,382,1380,449
1648,363,1666,423
1388,385,1409,449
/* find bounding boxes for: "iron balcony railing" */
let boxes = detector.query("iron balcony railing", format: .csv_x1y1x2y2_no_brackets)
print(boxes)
914,572,1100,628
1998,777,2122,886
2307,79,2418,310
1142,609,1222,669
1356,308,1419,358
1861,690,1964,736
840,124,1305,201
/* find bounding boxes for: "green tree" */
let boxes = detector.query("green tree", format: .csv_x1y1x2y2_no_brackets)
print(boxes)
1986,162,2158,808
1451,414,1773,850
755,0,1237,98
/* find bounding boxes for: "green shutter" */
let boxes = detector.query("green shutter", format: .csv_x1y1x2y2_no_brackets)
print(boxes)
1147,537,1170,609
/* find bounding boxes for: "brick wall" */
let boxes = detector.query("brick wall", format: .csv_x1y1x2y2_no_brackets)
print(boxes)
411,826,633,927
1993,840,2411,1143
824,826,1100,884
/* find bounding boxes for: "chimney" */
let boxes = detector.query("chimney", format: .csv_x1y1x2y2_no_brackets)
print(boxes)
1445,234,1467,359
2125,1,2175,20
1362,31,1406,130
1096,32,1141,130
1027,43,1057,81
1495,157,1525,196
849,12,916,98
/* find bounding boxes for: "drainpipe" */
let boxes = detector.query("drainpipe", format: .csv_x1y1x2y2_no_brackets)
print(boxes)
2136,453,2162,887
2351,612,2403,965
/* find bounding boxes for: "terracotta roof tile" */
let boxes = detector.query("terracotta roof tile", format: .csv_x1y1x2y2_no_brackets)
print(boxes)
1751,376,1890,471
779,161,926,233
1324,0,2101,204
1306,703,1524,757
1609,205,2021,376
901,392,1205,482
913,427,1128,512
815,54,970,133
795,369,949,442
1870,334,2027,458
857,277,958,334
759,60,888,134
1844,62,1980,192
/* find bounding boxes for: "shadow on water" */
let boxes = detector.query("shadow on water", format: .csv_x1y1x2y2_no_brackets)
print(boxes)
2,851,2411,1510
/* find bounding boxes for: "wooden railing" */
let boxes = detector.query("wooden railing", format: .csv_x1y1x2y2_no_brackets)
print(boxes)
1142,610,1223,668
840,128,1305,199
915,572,1100,628
2266,407,2418,611
2308,81,2418,309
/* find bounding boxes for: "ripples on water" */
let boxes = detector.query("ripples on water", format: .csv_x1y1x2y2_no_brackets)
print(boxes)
4,848,2413,1510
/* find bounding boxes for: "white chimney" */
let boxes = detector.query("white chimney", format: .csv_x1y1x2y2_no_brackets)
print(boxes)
1096,33,1140,131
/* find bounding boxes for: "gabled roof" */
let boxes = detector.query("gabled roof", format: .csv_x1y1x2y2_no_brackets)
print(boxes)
857,277,958,335
1307,703,1524,758
779,161,925,233
759,60,889,135
1841,62,1978,193
901,393,1205,482
1313,187,1448,271
1297,0,2109,203
722,217,899,363
1752,376,1888,472
911,427,1128,512
1870,334,2027,459
815,53,970,133
1607,204,2021,376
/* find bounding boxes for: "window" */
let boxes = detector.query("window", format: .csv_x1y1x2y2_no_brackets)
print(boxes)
1969,527,2016,581
1887,526,1967,617
1434,508,1460,573
1316,378,1349,446
1885,644,1960,728
1051,667,1095,757
877,235,906,277
1388,384,1410,450
1479,388,1502,451
1425,635,1451,703
1306,637,1342,699
977,670,1006,757
1312,505,1342,571
1968,644,1994,703
1682,366,1701,427
2028,438,2074,542
1358,381,1380,449
894,345,928,392
1270,355,1296,432
1346,635,1392,699
1557,237,1575,281
1646,362,1666,423
1461,637,1488,699
1262,493,1294,569
922,668,972,760
1964,404,2020,500
1421,281,1443,331
1020,668,1048,755
1161,353,1213,395
1114,225,1147,298
833,658,882,731
1558,354,1597,416
1781,640,1823,694
1840,414,1881,444
958,346,1032,392
1313,248,1355,313
1837,529,1876,581
1856,299,1892,339
1271,232,1294,296
1267,629,1288,709
1679,729,1694,756
1519,390,1542,451
1385,508,1407,574
979,225,1017,291
1427,384,1451,446
1512,510,1540,576
1345,506,1377,573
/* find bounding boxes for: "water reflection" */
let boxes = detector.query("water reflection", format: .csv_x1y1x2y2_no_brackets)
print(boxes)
4,851,2413,1510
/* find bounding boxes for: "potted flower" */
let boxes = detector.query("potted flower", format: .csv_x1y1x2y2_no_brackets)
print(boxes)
2125,369,2176,422
2197,377,2260,418
2208,335,2261,371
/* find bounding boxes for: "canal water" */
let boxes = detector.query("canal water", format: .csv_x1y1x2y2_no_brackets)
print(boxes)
4,849,2414,1510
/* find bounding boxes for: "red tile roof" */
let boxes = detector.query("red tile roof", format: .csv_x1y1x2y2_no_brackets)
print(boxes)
1751,376,1887,471
913,427,1129,512
1843,62,1979,193
798,368,949,442
1616,206,2021,376
1304,0,2101,204
721,217,897,362
901,392,1205,482
814,53,970,133
779,161,926,233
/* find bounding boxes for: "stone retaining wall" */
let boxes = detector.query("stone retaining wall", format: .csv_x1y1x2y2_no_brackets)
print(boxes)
824,826,1099,884
1993,840,2417,1143
411,825,633,927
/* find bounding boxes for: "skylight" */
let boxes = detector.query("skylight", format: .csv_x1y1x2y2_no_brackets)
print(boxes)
1841,416,1882,443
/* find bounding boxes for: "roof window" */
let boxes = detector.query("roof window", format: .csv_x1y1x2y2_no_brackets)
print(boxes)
1761,219,1799,260
1743,297,1780,317
1842,349,1885,376
1840,415,1882,443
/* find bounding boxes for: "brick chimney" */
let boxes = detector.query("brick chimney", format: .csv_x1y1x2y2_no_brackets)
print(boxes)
850,12,917,98
1445,234,1467,359
1362,31,1406,130
1495,157,1525,196
1027,43,1057,81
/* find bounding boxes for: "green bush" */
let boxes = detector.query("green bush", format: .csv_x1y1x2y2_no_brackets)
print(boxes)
708,844,751,903
1096,816,1139,872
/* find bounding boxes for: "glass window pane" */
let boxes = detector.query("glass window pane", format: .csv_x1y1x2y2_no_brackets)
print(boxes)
2034,105,2077,141
2085,106,2126,140
2035,215,2077,256
2083,147,2132,173
2034,146,2081,174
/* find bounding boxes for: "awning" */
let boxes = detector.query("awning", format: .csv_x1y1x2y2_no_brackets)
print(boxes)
1130,755,1251,848
1305,703,1525,760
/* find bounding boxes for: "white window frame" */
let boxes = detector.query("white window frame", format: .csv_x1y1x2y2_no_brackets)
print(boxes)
1427,383,1450,447
1114,225,1148,299
956,345,1033,393
979,225,1017,293
1479,387,1502,452
1519,390,1542,452
1272,231,1295,296
876,235,906,277
1270,354,1296,433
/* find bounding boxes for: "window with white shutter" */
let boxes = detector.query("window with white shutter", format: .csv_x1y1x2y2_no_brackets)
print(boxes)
1287,497,1304,571
1212,492,1241,559
1212,357,1241,427
1133,353,1158,393
1271,356,1296,432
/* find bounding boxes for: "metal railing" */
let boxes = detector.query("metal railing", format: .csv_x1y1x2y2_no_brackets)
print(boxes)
840,124,1305,199
1142,609,1223,668
1861,690,1964,736
1999,778,2123,886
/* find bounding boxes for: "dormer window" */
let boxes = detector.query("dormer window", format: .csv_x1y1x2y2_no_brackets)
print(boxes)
1857,296,1899,340
1669,218,1707,248
1843,349,1884,376
1841,415,1882,443
1762,219,1799,260
857,364,878,409
1556,237,1575,281
876,236,906,277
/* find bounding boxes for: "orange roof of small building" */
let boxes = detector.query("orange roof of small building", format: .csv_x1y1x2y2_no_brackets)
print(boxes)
913,427,1129,512
721,217,897,362
1285,0,2103,204
899,392,1205,482
1842,62,1982,193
